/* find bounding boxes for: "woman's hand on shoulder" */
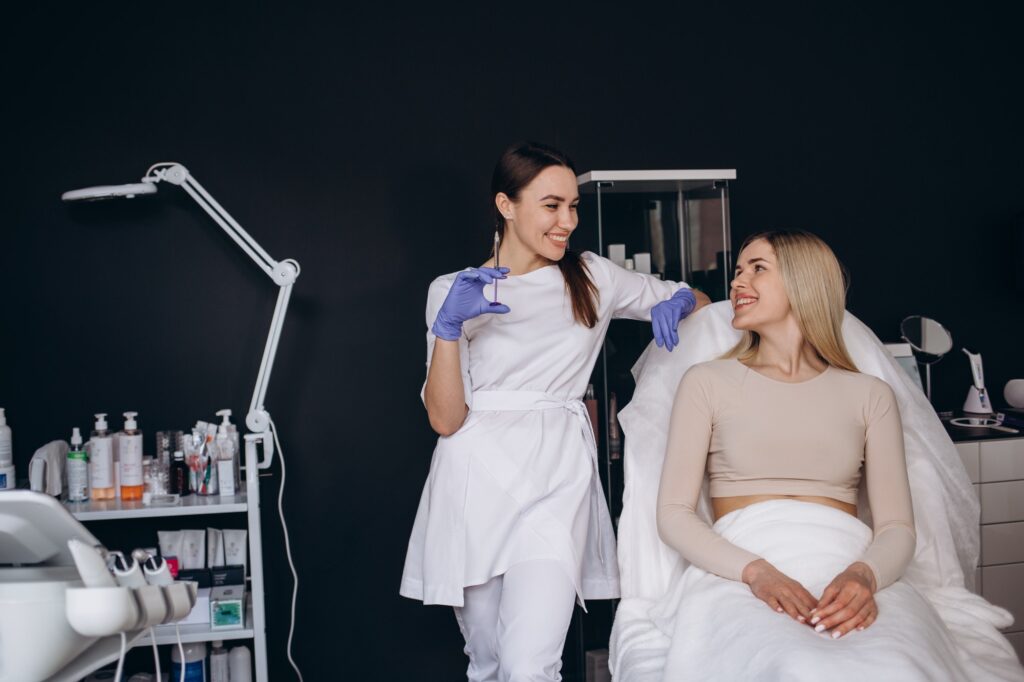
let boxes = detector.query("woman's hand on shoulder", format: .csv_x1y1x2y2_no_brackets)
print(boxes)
810,562,878,638
742,558,818,625
692,289,712,311
651,288,698,352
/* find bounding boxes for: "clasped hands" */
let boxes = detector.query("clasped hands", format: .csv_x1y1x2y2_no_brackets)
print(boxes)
741,559,878,639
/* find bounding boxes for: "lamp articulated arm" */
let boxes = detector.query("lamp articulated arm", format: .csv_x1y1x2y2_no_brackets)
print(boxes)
144,163,299,469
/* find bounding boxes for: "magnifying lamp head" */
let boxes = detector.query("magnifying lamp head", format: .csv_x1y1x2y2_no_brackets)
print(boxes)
61,182,158,202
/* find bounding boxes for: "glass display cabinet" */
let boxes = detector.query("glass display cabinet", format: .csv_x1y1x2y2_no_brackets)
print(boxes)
563,169,736,681
577,170,735,301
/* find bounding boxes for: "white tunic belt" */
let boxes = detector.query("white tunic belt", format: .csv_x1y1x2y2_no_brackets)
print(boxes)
471,390,607,568
401,389,621,608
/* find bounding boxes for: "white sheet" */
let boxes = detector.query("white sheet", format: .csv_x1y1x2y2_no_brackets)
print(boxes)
610,301,1024,680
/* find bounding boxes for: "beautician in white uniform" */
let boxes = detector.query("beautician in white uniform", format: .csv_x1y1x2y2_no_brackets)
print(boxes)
400,141,709,681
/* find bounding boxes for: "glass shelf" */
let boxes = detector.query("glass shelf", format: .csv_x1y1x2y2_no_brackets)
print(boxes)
65,484,248,521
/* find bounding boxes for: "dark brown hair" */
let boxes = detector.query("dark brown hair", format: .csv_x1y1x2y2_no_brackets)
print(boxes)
491,141,599,327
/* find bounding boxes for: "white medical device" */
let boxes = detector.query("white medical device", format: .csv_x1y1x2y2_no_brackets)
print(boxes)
962,348,993,415
62,162,301,471
0,491,196,681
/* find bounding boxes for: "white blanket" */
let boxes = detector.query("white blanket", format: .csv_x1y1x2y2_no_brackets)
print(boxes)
610,301,1024,680
651,500,1015,680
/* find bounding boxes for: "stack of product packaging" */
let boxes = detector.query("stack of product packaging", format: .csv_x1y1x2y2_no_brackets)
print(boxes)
157,528,248,630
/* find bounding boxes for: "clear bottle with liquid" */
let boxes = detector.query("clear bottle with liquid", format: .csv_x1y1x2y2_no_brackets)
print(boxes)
66,427,89,502
89,413,115,500
119,411,144,501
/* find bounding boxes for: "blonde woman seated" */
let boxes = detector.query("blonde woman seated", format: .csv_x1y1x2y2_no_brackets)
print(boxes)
612,231,1024,681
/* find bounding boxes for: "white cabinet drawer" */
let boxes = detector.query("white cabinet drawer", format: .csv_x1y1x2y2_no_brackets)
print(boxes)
980,439,1024,483
956,441,980,483
982,522,1024,565
981,481,1024,524
981,563,1024,633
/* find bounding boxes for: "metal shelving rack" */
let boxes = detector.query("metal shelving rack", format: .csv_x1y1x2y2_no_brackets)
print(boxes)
567,169,736,680
64,442,270,681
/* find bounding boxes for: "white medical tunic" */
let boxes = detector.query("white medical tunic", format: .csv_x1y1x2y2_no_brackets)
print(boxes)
400,252,687,608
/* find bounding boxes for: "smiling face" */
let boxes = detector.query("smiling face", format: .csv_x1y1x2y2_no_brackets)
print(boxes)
496,165,579,263
730,238,793,331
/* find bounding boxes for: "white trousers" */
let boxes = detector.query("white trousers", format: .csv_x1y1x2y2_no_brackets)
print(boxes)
453,560,577,682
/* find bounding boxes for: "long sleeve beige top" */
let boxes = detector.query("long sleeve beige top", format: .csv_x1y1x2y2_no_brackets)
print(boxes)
656,358,916,590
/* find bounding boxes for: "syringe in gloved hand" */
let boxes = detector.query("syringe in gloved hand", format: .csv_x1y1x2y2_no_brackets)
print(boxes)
491,230,503,306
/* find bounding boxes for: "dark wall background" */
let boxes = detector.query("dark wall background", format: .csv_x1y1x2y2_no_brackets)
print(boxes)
3,4,1022,680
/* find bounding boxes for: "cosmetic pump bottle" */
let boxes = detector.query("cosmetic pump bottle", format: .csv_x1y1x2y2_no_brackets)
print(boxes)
89,413,115,500
0,408,13,491
170,449,191,496
66,427,89,502
209,640,230,682
215,422,240,497
119,411,144,501
215,408,240,464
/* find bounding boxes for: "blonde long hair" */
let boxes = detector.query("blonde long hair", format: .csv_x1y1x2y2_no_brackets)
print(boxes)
723,230,858,372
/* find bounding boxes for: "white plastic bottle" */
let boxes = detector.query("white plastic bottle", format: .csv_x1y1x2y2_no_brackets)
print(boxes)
209,640,229,682
89,413,115,500
228,645,253,682
215,420,238,497
0,408,13,491
66,428,89,502
120,411,144,501
215,408,240,465
170,641,207,682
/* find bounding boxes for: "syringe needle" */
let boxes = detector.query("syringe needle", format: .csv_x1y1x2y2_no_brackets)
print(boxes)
493,231,500,303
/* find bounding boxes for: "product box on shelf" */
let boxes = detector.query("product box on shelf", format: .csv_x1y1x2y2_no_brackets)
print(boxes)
210,586,245,630
211,565,245,587
177,568,212,588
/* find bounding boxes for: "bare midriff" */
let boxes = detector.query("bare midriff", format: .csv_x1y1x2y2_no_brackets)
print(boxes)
712,494,857,522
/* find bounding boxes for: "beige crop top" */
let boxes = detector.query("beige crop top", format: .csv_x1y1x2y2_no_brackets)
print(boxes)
656,359,916,590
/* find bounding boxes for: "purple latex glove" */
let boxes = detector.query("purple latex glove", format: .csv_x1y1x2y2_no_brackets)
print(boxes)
651,287,697,352
431,267,511,341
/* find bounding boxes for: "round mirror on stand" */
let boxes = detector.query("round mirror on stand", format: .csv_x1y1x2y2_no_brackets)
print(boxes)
900,315,954,402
